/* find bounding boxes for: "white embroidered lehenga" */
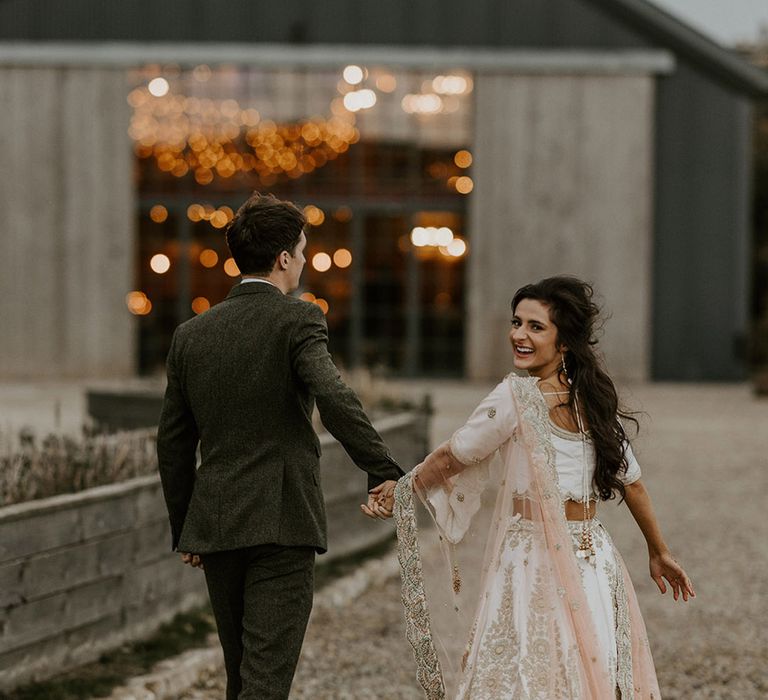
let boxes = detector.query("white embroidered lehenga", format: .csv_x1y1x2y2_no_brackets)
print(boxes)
394,375,661,699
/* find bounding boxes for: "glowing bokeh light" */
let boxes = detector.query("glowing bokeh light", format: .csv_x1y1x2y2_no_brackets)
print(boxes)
432,75,472,95
187,204,205,222
333,248,353,268
375,74,397,93
343,65,364,85
192,297,211,314
150,253,171,274
454,150,473,168
300,292,316,302
125,291,152,315
210,210,228,229
224,257,241,277
148,77,170,97
435,227,454,246
447,238,467,257
195,167,214,185
149,204,168,223
199,249,219,268
304,205,325,226
343,89,377,112
455,176,474,194
410,227,429,247
312,253,332,272
401,93,443,115
411,226,459,248
315,298,329,314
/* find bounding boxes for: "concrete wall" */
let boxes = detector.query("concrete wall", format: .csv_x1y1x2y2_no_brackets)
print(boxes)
0,411,426,690
0,66,135,379
466,73,656,381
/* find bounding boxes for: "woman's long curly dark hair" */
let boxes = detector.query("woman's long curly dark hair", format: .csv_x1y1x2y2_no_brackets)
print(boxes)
512,276,637,501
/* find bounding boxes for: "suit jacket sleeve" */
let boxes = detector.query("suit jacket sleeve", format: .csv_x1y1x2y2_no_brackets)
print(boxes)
291,302,404,491
156,330,200,550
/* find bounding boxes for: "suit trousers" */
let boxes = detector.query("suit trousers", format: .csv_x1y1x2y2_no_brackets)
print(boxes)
201,544,316,700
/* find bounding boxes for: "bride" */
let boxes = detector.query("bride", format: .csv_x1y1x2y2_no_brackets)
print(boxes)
369,276,694,699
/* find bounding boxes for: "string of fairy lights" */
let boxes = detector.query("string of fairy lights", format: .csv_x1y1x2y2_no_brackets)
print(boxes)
127,64,473,318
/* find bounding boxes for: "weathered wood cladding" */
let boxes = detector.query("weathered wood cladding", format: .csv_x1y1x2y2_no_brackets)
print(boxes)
652,64,753,380
0,66,135,378
467,74,655,381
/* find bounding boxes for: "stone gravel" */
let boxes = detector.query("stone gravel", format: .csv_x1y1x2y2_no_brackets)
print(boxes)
179,382,768,699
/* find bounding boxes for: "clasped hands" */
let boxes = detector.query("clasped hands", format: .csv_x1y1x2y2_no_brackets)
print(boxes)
360,479,398,520
360,450,453,520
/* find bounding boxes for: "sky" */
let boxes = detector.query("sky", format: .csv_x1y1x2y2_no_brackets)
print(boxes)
650,0,768,46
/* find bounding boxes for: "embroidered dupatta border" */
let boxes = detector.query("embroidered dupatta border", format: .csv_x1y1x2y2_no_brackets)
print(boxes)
394,473,446,700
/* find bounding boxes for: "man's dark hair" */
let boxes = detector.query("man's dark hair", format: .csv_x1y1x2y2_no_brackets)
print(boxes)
225,192,306,275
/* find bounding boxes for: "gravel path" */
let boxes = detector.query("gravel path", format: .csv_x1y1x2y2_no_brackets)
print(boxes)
180,382,768,699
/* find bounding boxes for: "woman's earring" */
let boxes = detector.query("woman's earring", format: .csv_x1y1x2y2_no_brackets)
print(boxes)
561,353,572,384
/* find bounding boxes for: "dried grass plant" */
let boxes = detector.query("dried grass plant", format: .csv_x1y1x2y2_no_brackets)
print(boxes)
0,370,421,507
0,427,158,508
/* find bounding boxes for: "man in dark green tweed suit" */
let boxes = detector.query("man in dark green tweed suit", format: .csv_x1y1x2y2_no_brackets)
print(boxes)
157,192,403,699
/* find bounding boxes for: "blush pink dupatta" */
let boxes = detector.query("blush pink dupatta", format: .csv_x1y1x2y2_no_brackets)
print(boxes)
393,375,661,699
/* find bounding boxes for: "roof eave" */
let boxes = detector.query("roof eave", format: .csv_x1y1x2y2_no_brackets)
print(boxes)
584,0,768,96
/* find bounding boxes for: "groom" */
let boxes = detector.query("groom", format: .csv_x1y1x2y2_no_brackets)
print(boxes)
157,192,402,699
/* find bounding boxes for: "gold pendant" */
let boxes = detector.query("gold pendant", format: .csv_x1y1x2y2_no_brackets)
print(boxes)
577,527,595,559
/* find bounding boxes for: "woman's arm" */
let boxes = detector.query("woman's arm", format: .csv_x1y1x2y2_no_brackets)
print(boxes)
366,379,517,517
412,441,468,491
624,480,695,601
404,377,518,494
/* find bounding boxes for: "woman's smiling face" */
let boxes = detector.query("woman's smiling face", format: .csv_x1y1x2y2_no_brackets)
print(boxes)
509,298,563,378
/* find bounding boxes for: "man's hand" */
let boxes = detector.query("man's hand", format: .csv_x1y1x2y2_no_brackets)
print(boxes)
180,552,204,570
360,480,397,519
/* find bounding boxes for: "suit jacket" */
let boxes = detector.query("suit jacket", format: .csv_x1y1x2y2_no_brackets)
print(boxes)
157,282,403,554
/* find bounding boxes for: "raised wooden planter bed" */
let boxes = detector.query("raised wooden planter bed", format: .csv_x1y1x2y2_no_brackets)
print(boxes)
0,410,428,690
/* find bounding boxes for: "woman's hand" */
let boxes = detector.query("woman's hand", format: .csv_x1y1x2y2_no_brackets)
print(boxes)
649,551,695,601
624,480,695,602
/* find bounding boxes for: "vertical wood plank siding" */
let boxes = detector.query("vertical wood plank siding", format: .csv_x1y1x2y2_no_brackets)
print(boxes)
0,66,135,378
467,74,655,380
